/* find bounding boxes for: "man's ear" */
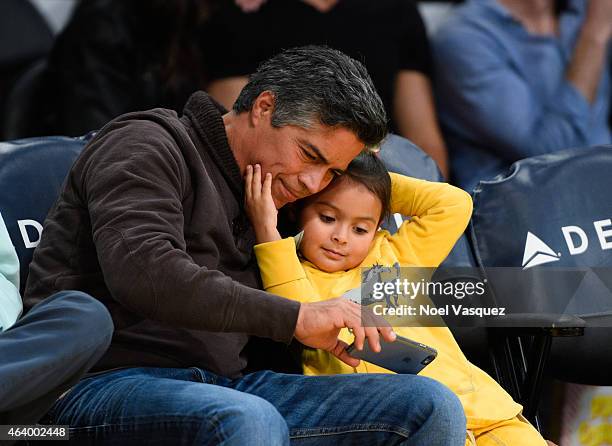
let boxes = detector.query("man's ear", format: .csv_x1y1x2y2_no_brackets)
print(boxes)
250,91,275,127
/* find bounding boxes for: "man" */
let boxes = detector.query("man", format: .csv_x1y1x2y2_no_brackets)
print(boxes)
0,212,113,432
434,0,611,191
25,46,466,445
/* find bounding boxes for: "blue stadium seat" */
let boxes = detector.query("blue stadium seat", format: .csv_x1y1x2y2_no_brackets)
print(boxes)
469,144,612,424
0,135,88,291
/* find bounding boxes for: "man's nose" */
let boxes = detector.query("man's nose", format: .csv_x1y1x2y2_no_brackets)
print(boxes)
299,168,331,195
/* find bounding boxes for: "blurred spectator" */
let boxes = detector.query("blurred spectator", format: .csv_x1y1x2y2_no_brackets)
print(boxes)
203,0,450,177
0,0,53,140
433,0,611,191
26,0,217,137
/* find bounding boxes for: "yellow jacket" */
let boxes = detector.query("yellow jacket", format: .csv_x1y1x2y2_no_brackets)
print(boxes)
254,173,523,429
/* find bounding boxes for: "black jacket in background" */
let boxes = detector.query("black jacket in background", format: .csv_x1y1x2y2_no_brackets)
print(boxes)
29,0,209,137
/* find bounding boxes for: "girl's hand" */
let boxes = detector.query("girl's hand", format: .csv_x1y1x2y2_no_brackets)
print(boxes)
245,164,282,243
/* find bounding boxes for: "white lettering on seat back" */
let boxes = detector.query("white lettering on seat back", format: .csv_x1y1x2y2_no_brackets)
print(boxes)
594,219,612,250
523,216,612,267
561,226,589,255
17,219,43,249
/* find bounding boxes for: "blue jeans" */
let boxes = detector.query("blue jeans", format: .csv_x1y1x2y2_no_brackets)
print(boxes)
0,291,113,425
45,366,466,445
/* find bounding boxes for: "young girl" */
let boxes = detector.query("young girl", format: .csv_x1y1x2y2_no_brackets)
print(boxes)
244,152,548,446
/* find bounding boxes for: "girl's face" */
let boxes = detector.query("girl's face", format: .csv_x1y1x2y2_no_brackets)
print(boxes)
299,178,382,273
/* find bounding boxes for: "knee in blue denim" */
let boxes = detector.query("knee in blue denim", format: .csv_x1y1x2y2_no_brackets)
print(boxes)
227,397,289,446
420,378,466,431
383,375,465,435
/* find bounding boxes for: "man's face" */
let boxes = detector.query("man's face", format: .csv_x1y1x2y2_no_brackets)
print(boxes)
246,100,365,208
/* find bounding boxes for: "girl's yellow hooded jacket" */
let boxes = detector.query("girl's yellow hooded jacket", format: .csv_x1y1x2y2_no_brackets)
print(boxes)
254,173,524,431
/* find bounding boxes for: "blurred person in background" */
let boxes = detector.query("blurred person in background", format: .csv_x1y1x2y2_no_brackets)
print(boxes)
204,0,450,177
26,0,218,138
433,0,611,191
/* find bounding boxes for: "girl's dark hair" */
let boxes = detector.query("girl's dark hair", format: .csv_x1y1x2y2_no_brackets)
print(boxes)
336,151,391,223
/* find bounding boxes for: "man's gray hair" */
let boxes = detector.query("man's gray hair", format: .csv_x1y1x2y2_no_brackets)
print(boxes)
233,45,388,151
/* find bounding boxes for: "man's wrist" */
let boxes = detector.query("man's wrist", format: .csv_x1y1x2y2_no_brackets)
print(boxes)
294,303,305,337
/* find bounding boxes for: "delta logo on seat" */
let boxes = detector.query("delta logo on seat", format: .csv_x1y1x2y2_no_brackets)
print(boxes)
522,218,612,269
16,219,44,249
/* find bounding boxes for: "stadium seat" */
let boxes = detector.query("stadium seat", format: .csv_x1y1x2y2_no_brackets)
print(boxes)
469,145,612,423
379,138,611,429
0,135,89,292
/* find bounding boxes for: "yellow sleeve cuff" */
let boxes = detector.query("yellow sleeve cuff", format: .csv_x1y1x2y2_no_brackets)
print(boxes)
254,237,307,290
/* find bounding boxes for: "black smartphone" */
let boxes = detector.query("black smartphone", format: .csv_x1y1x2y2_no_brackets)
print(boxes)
346,334,437,374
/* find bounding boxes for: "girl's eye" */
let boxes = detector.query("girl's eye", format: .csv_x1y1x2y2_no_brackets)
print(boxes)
354,227,369,235
320,214,335,223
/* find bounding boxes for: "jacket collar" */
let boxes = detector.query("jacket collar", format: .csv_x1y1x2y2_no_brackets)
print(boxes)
183,91,244,201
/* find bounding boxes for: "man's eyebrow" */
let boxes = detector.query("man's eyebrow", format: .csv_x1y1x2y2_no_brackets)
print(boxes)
316,201,377,224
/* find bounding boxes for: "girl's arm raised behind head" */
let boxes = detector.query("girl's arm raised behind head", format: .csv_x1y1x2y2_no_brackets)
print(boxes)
386,173,472,267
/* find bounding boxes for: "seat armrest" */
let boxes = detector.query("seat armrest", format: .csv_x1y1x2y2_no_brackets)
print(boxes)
490,313,585,337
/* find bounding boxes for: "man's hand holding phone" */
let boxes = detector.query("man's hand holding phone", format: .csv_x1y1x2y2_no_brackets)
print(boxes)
294,298,396,367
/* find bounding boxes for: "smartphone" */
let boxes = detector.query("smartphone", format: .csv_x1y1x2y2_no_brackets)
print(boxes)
346,334,437,374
